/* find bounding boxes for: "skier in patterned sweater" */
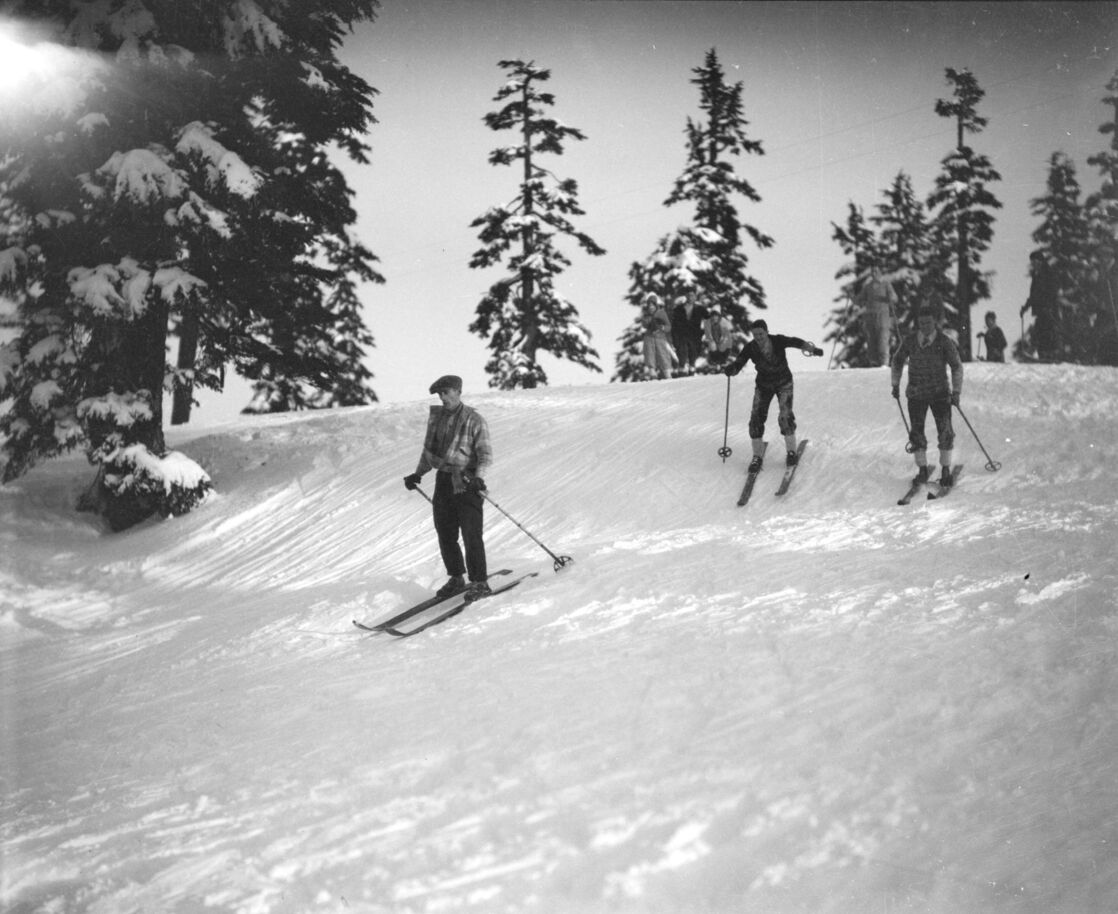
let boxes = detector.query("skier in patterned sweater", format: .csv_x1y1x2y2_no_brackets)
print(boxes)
723,319,824,470
891,308,964,487
403,375,493,601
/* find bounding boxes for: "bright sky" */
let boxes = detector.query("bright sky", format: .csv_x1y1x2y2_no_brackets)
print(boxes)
300,0,1116,409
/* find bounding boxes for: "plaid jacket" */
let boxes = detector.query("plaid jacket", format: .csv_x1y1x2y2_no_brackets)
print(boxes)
891,330,963,401
416,403,492,493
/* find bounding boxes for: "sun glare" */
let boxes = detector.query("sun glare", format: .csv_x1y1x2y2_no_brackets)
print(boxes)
0,22,49,92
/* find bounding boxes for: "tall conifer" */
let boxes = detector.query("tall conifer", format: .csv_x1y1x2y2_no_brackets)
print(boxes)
614,48,772,381
469,59,604,390
1028,152,1090,360
927,67,1002,360
1083,69,1118,364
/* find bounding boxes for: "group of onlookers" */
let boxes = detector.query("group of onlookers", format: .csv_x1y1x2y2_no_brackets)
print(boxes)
638,248,1118,379
640,291,738,379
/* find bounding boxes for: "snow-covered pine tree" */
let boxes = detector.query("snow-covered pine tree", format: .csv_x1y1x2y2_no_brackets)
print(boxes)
0,0,381,529
874,172,934,336
468,59,604,390
823,203,881,369
826,174,938,369
927,67,1002,360
1027,152,1090,362
614,48,772,381
1084,69,1118,365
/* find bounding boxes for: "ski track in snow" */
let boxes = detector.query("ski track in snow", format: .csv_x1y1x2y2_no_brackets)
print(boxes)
2,365,1117,913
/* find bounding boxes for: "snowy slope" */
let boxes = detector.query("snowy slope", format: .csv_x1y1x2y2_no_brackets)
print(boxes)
2,364,1117,914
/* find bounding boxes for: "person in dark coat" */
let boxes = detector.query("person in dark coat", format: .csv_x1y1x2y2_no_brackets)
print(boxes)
670,290,708,376
977,311,1008,362
1021,251,1060,361
723,319,824,469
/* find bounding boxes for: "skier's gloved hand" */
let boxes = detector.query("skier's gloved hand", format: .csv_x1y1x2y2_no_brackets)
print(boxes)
466,475,487,494
811,346,824,357
403,473,422,491
891,385,900,400
723,364,739,377
951,391,961,407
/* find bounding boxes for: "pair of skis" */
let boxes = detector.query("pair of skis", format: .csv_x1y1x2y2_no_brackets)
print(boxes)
737,439,809,507
897,465,964,505
353,569,538,639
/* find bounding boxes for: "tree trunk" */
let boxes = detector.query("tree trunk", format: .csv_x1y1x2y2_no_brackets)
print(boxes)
171,307,199,425
957,221,972,361
519,78,538,388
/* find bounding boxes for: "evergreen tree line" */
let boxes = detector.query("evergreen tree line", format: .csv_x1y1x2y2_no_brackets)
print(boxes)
3,10,1116,531
473,49,770,387
828,68,1118,369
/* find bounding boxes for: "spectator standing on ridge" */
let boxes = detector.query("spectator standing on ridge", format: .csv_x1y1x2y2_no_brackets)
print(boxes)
1091,249,1118,366
703,305,736,370
723,319,824,470
1021,251,1060,361
855,264,898,366
891,308,964,488
640,293,676,380
977,310,1007,362
403,375,493,601
670,290,708,376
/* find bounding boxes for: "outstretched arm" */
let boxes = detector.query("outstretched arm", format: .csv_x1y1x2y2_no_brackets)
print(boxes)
776,335,823,357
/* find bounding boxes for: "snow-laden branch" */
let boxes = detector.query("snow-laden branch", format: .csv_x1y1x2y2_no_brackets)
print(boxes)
177,122,263,199
97,148,186,204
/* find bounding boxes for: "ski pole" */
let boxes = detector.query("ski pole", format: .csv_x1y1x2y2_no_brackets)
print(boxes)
479,489,573,572
954,403,1002,472
895,395,916,453
413,485,433,504
718,374,732,462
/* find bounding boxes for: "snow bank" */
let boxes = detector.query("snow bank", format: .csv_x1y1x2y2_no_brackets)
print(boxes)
1,364,1116,913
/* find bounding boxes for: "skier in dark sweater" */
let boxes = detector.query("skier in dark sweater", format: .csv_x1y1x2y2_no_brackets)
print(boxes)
723,319,824,469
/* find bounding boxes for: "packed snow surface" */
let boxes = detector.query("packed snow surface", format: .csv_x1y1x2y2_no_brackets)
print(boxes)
2,364,1116,913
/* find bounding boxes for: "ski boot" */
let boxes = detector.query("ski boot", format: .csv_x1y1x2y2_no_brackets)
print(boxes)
436,575,466,598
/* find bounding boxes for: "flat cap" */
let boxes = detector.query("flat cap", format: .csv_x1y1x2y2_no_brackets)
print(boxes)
428,374,463,394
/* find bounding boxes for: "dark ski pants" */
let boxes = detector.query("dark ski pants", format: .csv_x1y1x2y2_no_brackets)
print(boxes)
432,471,487,582
673,332,703,374
749,381,796,440
907,395,954,452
